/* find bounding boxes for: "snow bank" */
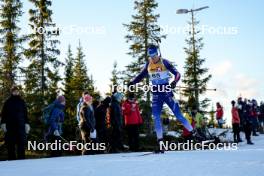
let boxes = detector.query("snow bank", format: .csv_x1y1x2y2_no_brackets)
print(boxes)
0,133,264,176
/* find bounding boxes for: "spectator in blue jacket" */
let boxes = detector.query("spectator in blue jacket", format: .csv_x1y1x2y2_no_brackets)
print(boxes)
48,95,65,156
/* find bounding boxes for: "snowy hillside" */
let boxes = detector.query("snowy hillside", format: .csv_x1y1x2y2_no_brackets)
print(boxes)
1,134,264,176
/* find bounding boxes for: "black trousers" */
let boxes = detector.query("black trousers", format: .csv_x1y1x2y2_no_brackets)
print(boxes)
125,125,140,152
232,123,240,142
244,122,252,142
97,128,107,144
5,132,26,160
110,126,123,152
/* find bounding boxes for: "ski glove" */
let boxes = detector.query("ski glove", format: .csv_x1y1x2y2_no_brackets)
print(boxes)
170,80,178,89
25,124,30,134
53,130,60,137
1,124,7,133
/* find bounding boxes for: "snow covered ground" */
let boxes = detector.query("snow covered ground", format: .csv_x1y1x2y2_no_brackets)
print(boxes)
1,133,264,176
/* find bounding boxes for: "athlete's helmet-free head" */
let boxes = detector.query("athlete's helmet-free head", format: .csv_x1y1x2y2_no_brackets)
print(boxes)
148,44,159,58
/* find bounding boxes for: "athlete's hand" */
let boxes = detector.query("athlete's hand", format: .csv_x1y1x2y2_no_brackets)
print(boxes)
170,80,177,89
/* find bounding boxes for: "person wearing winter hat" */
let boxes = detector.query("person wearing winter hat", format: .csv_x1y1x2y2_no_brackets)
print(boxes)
110,92,125,153
128,44,195,153
1,85,30,160
57,95,66,104
47,95,65,157
79,94,96,155
76,91,90,126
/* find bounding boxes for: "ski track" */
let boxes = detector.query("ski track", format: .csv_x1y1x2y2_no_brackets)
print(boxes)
1,131,264,176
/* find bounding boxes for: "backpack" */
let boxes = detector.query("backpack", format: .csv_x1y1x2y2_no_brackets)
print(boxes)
42,103,56,125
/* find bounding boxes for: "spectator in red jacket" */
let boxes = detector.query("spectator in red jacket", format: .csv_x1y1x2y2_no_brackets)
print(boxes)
231,100,242,143
122,92,143,151
216,102,224,128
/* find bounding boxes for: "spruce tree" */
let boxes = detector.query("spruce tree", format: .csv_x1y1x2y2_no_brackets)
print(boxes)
109,61,121,94
62,41,100,139
23,0,60,140
63,45,75,110
62,45,77,140
24,0,60,106
182,16,212,110
71,41,100,103
71,41,93,100
0,0,25,103
123,0,165,133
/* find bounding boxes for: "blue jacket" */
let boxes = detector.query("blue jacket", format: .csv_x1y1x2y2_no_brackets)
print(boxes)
49,100,65,135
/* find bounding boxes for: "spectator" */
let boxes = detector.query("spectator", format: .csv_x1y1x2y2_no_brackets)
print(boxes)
259,101,264,133
95,97,111,144
76,91,90,126
193,108,207,140
47,95,65,157
92,97,100,112
79,94,96,155
122,92,143,152
251,99,259,136
110,92,124,153
216,102,224,128
1,86,30,160
237,97,245,130
231,100,242,143
244,99,254,145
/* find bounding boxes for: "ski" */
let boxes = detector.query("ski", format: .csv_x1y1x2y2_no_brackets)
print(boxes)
139,151,165,156
122,151,165,157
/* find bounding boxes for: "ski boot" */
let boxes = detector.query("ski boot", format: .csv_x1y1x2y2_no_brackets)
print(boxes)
154,138,165,154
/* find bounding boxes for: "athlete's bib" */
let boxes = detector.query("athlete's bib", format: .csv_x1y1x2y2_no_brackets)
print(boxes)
147,59,171,84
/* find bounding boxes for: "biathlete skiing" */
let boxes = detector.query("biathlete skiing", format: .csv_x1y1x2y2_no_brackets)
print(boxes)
128,44,197,153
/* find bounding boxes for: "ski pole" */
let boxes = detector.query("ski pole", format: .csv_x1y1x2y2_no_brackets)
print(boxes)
175,86,216,91
58,135,70,143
